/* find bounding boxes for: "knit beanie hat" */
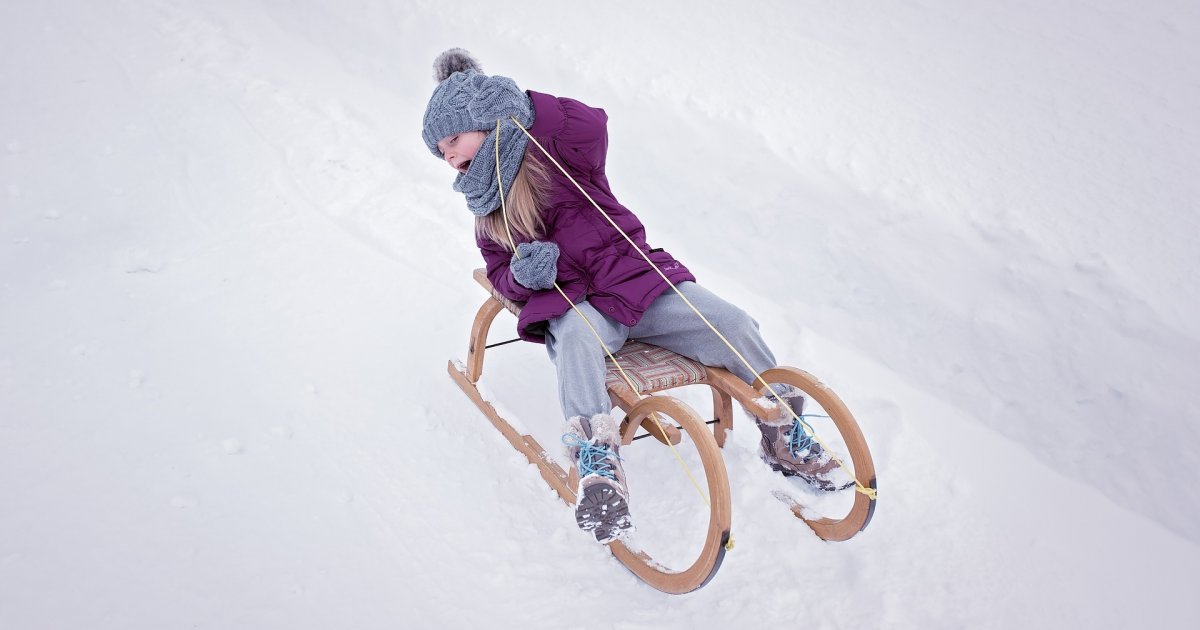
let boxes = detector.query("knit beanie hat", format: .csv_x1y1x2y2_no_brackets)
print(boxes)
421,48,533,157
421,48,536,217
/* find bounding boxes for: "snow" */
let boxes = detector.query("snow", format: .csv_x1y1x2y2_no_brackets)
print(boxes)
2,0,1198,627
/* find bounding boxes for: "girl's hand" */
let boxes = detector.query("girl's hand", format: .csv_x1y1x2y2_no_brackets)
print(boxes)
510,241,560,290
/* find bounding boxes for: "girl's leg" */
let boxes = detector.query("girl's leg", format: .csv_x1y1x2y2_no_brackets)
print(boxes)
548,303,636,542
545,301,630,419
636,284,851,489
629,282,777,388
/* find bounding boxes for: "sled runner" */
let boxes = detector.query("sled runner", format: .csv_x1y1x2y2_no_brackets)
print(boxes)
448,269,877,594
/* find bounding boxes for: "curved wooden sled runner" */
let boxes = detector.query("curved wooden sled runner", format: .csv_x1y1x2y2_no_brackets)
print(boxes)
448,269,876,593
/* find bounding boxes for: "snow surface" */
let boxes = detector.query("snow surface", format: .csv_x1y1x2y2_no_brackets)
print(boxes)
2,0,1198,627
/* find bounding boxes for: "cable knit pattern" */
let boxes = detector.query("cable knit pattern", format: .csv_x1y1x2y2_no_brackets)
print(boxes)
421,70,487,155
469,76,531,124
510,241,560,290
451,116,531,217
422,49,535,217
422,71,533,157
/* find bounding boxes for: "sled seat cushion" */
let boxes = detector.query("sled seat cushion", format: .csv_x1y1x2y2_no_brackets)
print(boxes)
604,340,709,395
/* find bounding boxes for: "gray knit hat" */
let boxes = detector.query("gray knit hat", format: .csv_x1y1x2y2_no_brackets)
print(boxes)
421,48,533,156
422,48,536,217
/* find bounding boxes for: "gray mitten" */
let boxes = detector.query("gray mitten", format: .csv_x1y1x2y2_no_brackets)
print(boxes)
511,241,560,290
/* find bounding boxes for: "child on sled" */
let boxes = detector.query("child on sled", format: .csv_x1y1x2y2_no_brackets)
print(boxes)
421,48,851,543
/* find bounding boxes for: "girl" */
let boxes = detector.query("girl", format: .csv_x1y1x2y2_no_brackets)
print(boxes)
422,49,849,543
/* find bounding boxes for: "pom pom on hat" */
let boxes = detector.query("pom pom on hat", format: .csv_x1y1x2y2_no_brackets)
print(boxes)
433,48,482,82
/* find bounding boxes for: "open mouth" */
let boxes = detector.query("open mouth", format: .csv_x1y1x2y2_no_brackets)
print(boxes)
457,159,472,173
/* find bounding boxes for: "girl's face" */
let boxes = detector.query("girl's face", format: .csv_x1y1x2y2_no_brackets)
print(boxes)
436,131,487,174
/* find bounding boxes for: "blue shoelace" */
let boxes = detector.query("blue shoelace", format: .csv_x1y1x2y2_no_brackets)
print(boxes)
562,434,621,480
788,415,822,460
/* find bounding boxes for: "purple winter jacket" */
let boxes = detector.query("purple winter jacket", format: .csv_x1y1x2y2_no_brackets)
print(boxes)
479,90,695,343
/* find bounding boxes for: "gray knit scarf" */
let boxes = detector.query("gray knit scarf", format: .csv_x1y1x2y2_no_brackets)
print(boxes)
452,121,531,217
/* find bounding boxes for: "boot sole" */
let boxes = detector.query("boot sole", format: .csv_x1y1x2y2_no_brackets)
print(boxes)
575,482,632,544
768,462,856,492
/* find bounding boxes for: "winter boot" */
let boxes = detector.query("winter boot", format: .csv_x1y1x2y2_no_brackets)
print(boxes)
562,413,632,544
753,385,855,492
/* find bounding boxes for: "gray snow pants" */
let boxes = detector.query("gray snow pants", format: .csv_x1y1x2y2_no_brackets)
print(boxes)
545,281,778,420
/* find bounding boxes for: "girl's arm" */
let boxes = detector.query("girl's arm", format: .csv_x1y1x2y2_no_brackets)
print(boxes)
478,236,536,302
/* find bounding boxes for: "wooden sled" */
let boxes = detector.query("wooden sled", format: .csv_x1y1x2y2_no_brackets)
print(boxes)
448,270,877,594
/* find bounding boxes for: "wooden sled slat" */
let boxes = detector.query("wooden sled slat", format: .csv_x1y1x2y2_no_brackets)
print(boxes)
449,360,576,504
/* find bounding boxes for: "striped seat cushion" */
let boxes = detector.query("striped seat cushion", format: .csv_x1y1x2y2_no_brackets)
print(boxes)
604,340,708,394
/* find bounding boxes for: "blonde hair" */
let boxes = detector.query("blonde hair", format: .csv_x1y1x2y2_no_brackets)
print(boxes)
475,149,552,251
